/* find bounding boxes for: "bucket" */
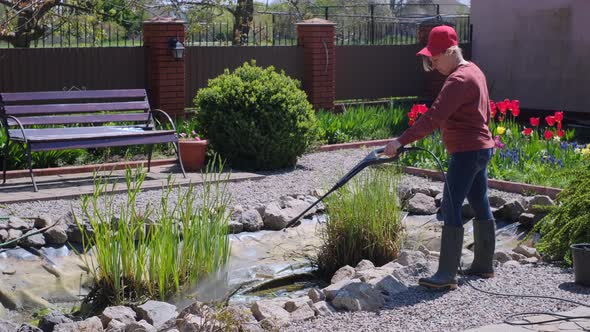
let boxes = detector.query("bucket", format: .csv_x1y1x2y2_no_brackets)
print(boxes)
571,243,590,286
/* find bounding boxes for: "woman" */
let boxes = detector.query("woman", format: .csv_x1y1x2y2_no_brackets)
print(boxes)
384,25,496,290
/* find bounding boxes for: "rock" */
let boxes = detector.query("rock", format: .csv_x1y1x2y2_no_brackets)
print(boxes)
513,244,538,258
17,324,43,332
240,209,264,232
54,316,103,332
8,228,22,241
397,250,427,267
488,194,507,208
20,229,46,248
0,230,7,242
125,320,155,332
496,200,526,222
526,195,555,212
66,223,94,243
503,260,521,268
39,311,73,332
323,279,355,301
331,282,385,312
228,219,243,234
177,313,221,332
462,201,475,219
284,297,312,313
101,306,137,327
307,288,325,303
378,261,405,275
414,187,432,197
34,215,53,229
429,186,442,197
518,213,536,227
365,274,407,296
330,265,355,284
261,202,289,230
289,304,315,322
230,205,244,219
105,319,126,332
43,224,68,244
511,252,527,261
135,301,178,331
407,193,437,215
9,216,30,230
0,320,17,332
494,250,514,264
522,257,539,264
417,245,430,256
354,260,375,272
434,193,443,207
281,196,316,217
398,184,414,201
312,301,336,316
251,300,290,326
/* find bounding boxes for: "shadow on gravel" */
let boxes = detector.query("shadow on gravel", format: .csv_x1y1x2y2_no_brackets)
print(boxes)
383,285,447,309
558,282,590,295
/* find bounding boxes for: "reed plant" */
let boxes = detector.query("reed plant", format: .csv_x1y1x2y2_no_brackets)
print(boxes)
316,165,404,279
77,156,231,311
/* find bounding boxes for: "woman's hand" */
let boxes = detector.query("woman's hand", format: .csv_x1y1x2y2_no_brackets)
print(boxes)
384,139,402,157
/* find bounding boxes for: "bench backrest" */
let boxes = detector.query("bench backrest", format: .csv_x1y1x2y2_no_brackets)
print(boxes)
0,89,151,127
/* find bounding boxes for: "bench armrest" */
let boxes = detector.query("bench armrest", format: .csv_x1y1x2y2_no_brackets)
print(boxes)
148,109,177,132
1,115,27,143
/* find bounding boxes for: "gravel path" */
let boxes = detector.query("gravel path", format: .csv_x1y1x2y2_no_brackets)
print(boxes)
0,148,523,218
286,263,590,332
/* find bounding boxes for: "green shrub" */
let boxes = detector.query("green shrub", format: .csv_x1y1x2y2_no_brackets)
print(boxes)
78,158,231,312
531,163,590,265
316,166,404,279
194,60,317,171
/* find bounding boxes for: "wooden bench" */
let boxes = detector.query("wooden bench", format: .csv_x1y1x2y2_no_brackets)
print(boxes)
0,89,186,191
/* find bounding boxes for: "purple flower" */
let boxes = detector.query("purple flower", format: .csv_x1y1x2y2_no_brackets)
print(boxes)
494,135,505,149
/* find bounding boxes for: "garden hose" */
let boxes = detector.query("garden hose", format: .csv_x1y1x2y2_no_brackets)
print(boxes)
286,144,590,328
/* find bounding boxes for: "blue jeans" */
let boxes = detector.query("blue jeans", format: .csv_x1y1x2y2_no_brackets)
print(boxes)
441,148,494,227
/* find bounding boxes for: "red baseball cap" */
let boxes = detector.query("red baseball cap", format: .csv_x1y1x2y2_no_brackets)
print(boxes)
417,25,458,57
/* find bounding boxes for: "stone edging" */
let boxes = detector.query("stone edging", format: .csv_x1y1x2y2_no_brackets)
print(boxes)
3,158,177,179
317,139,562,199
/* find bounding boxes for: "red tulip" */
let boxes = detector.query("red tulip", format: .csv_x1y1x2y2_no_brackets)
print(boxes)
522,128,533,136
491,108,497,118
409,119,416,126
497,101,507,115
557,129,564,138
417,104,428,114
490,101,497,111
530,117,540,127
544,130,554,140
546,116,556,126
557,122,562,130
510,100,520,117
511,107,520,117
554,111,564,122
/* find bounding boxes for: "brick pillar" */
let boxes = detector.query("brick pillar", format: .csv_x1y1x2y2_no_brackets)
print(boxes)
297,18,336,111
417,20,452,102
143,18,186,118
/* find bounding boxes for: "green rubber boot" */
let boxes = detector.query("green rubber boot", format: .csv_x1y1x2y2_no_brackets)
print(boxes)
419,225,464,290
463,219,496,278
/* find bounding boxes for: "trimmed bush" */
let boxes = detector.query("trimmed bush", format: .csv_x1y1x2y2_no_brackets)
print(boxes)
195,60,317,171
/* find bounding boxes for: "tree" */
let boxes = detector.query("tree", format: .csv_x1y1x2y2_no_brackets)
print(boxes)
0,0,144,48
163,0,254,45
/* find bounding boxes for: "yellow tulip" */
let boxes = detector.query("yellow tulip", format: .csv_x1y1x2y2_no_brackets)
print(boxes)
582,148,590,156
496,126,506,135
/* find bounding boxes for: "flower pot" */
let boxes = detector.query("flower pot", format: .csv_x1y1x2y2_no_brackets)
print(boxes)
571,243,590,286
178,139,208,172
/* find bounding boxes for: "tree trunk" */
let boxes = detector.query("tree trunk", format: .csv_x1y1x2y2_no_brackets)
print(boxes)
232,0,254,46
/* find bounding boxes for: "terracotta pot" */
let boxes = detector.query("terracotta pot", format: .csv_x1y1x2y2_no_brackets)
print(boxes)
178,139,208,172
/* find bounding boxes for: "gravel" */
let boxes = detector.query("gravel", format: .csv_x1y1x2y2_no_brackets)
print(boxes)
286,263,590,332
0,148,524,218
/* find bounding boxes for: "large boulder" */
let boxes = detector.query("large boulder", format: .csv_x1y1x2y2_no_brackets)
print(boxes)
20,230,46,248
105,320,126,332
407,193,437,215
124,320,155,332
331,282,385,312
322,279,355,301
39,311,73,332
251,300,290,326
488,194,507,208
495,200,526,222
312,301,336,317
289,304,315,322
354,260,375,272
397,250,427,267
525,195,555,212
100,306,137,327
54,317,103,332
44,224,68,245
8,217,31,230
135,301,178,331
261,202,290,230
331,265,355,284
240,209,264,232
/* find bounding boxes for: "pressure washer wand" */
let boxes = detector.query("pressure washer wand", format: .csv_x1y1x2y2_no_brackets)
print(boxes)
285,146,416,229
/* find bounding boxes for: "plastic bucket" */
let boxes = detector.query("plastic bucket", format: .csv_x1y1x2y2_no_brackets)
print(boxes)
571,243,590,286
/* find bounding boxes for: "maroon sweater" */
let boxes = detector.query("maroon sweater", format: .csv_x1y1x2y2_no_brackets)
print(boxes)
398,62,495,154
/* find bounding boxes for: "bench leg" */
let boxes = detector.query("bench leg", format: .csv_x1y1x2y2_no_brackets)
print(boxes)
172,141,187,178
26,144,38,192
2,140,8,184
147,144,154,172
